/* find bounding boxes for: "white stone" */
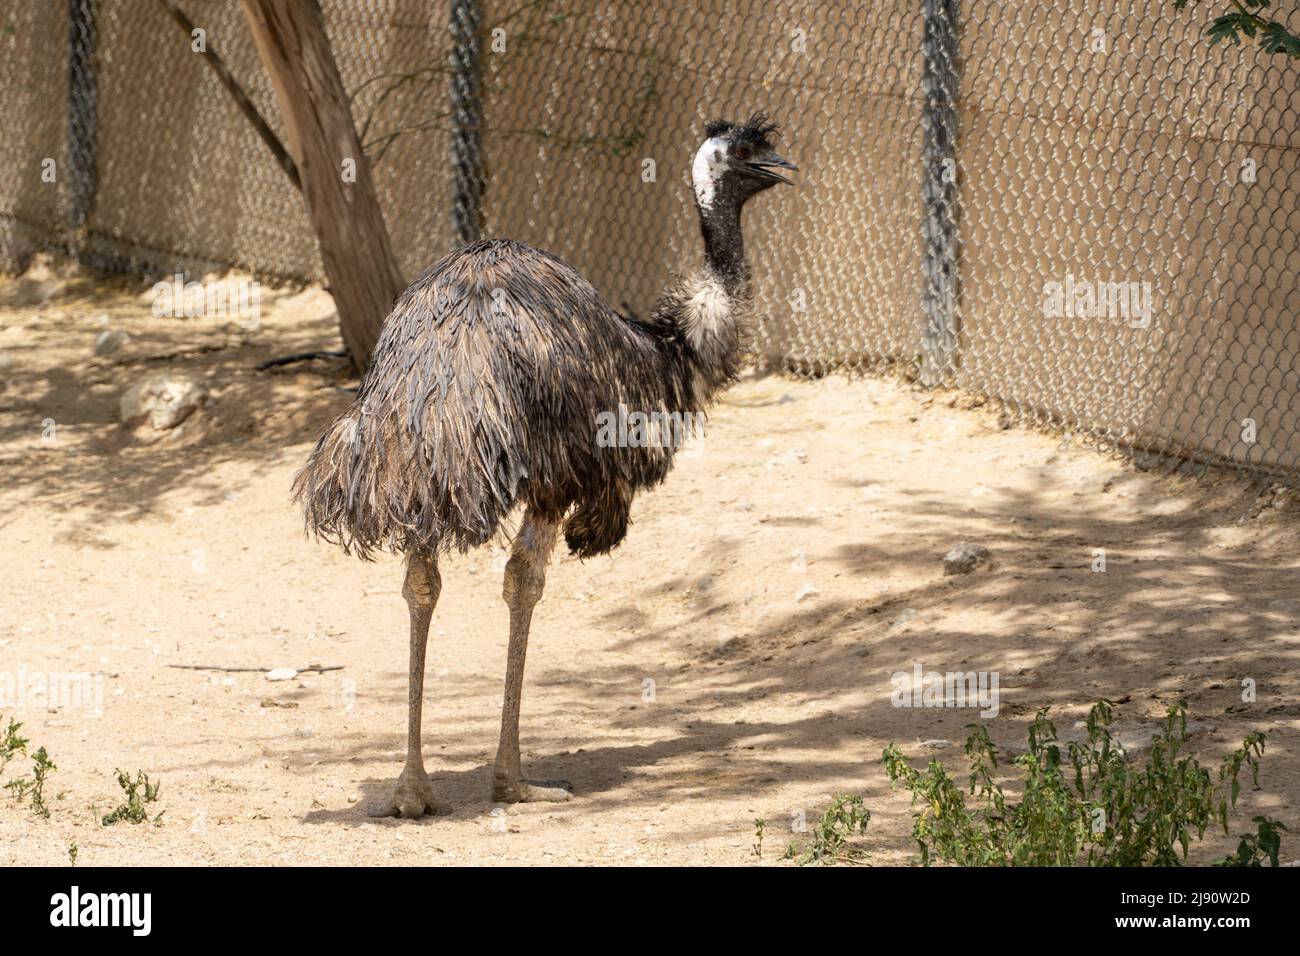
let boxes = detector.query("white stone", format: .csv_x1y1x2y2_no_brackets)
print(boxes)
120,373,206,429
943,542,992,575
94,329,130,356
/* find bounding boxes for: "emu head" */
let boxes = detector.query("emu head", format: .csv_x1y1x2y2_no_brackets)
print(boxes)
691,113,796,212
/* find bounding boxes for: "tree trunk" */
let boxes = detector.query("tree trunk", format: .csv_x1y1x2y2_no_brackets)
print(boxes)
240,0,405,371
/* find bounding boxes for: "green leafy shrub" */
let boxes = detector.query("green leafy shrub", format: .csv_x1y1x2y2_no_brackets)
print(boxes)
101,769,162,826
1,719,56,818
1213,816,1290,867
883,699,1282,866
0,717,28,773
1173,0,1300,58
784,794,871,865
5,745,56,818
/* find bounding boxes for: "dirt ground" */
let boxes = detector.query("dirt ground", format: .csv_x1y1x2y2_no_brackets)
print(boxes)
0,264,1297,866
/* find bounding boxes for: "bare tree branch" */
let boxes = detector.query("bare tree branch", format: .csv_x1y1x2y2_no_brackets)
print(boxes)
154,0,303,191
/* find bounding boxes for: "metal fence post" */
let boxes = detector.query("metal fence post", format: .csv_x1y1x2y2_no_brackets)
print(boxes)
919,0,959,386
449,0,484,245
68,0,98,243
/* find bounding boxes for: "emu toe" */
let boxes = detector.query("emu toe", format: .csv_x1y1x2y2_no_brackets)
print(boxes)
369,767,450,819
493,778,573,804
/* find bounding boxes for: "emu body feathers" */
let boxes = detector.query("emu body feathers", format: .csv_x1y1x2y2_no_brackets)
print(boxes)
293,238,748,559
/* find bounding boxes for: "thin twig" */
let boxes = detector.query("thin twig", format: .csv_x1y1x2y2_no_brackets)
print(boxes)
256,349,347,371
355,66,449,144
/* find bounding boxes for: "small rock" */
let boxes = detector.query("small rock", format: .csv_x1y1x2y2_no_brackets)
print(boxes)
889,608,919,631
765,448,808,469
94,329,130,356
795,583,819,602
265,667,298,682
1124,719,1216,757
713,635,747,656
120,372,206,430
943,542,992,575
1000,720,1217,758
260,697,298,708
919,738,953,750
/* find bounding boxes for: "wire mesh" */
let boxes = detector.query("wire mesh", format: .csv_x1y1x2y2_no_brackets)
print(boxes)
0,0,1296,481
955,0,1300,478
0,2,70,266
475,0,922,372
0,0,453,280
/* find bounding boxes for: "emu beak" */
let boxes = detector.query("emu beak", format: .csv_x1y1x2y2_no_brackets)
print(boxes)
744,150,797,185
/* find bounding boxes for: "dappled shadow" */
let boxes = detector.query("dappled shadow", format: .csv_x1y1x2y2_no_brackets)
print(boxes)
265,464,1299,825
0,275,355,530
112,444,1297,846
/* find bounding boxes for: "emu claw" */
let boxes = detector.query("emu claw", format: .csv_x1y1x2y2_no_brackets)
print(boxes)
369,767,451,819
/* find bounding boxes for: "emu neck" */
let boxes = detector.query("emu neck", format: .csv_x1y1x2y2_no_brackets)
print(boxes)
697,197,747,293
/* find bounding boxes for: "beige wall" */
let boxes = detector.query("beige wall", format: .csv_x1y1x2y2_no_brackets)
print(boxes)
957,0,1300,471
0,1,69,267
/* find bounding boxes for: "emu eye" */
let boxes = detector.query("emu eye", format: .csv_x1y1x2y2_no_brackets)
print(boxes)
734,145,752,161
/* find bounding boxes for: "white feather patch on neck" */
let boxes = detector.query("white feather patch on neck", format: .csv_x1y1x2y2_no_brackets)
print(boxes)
691,136,727,210
680,271,732,349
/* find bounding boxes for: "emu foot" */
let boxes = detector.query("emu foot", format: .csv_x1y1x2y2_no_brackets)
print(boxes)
492,775,572,803
369,766,451,819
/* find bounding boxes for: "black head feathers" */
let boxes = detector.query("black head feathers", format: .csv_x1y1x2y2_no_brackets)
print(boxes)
704,112,780,150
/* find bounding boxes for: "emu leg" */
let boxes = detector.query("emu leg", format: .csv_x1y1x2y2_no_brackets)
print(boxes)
370,551,450,818
492,510,570,803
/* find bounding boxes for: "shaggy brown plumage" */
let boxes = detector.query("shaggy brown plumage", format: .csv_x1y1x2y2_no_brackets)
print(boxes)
294,114,791,561
294,241,741,559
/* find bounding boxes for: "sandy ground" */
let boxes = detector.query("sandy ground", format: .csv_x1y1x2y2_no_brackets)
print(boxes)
0,265,1297,866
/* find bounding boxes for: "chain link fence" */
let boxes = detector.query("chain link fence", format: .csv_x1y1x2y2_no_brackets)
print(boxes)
1,0,454,280
956,2,1300,480
1,1,1297,479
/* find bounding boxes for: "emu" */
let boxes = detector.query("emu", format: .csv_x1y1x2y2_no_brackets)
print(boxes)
294,114,795,817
